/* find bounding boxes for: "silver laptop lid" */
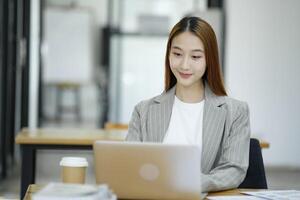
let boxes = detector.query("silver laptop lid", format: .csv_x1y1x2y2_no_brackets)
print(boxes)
93,141,201,200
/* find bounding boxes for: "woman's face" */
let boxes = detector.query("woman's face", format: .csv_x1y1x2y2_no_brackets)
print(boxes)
169,31,206,88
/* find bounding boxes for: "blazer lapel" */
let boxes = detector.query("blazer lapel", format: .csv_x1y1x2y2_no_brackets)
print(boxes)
201,85,227,173
147,87,175,142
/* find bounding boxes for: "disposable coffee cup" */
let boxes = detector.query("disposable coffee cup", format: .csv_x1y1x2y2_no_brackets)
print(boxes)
59,157,88,184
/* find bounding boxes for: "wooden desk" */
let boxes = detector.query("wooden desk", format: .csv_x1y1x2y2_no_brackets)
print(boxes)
15,128,127,200
24,184,260,200
16,128,269,199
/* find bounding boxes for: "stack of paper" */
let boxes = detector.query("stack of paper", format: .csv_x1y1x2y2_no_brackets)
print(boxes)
207,190,300,200
32,182,117,200
242,190,300,200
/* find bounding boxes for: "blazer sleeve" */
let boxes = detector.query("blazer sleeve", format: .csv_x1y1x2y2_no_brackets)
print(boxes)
126,103,143,142
201,102,251,192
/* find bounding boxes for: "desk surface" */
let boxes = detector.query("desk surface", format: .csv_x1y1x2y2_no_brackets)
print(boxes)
15,128,127,145
24,184,260,200
15,128,270,148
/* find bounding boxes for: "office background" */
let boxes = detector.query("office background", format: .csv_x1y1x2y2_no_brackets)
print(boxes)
40,0,300,168
1,0,300,198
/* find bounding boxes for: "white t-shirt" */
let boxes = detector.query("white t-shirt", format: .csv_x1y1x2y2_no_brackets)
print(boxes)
163,96,204,147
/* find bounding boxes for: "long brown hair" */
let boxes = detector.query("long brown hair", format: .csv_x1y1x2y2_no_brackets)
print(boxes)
164,16,227,96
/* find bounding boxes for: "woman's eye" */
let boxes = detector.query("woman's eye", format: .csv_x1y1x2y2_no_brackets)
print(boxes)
173,52,181,57
192,55,202,59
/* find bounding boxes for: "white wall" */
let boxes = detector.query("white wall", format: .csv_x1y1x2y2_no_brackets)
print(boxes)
225,0,300,167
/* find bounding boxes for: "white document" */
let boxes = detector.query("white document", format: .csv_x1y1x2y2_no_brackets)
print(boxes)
207,196,264,200
242,190,300,200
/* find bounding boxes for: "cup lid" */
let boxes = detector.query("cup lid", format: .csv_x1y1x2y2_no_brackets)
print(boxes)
59,157,88,167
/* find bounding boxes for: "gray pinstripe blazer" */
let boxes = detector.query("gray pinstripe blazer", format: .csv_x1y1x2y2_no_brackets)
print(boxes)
126,84,250,193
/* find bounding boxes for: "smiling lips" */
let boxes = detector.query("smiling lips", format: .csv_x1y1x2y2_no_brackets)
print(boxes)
179,72,192,79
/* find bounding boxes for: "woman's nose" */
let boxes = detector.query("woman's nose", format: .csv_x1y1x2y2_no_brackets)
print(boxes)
180,56,190,70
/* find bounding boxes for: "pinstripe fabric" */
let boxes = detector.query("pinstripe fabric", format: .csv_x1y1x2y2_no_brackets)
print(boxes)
126,84,250,193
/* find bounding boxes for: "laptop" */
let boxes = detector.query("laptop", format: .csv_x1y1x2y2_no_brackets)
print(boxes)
93,141,202,200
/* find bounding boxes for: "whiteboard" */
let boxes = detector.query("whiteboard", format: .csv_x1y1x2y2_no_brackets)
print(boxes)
43,8,93,83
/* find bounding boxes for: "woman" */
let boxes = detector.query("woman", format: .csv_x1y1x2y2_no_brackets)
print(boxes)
126,16,250,193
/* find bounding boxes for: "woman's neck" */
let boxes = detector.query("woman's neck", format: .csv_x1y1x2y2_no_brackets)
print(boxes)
175,81,205,103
